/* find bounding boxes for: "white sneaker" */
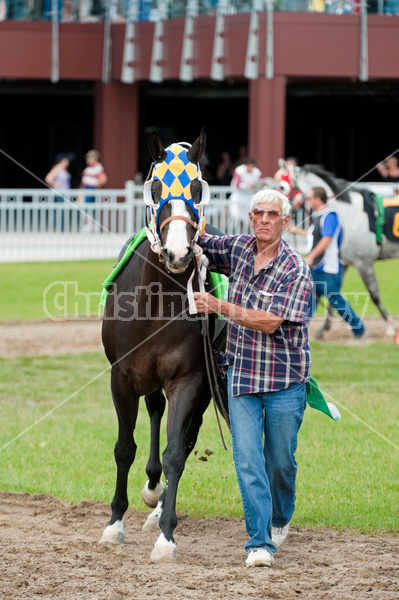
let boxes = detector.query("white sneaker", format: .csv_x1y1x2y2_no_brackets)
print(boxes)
246,548,274,567
272,522,290,549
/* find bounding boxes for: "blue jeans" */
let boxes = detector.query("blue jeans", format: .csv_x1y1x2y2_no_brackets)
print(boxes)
227,368,306,554
310,271,365,337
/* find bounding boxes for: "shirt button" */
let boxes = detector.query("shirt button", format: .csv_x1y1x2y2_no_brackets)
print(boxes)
237,353,241,357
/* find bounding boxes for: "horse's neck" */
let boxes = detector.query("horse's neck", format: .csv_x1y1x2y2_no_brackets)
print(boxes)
297,171,334,199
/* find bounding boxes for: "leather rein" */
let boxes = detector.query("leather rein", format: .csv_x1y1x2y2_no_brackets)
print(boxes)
149,212,228,451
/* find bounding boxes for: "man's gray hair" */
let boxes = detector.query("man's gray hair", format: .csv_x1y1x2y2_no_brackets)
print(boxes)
250,188,291,217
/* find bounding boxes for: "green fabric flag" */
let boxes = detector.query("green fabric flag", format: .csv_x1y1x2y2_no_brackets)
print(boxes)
306,375,341,421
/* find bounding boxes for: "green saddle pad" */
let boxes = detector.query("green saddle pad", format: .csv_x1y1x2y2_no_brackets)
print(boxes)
100,228,148,306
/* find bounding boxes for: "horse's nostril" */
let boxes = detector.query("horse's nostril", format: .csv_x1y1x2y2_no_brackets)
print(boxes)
185,246,194,261
163,249,175,263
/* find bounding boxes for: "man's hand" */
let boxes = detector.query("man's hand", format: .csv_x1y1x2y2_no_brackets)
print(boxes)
194,292,283,334
193,292,220,314
306,255,314,268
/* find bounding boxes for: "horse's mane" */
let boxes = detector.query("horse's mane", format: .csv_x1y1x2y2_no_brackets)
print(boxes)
302,164,352,203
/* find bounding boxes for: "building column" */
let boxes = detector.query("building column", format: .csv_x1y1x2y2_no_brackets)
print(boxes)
93,82,140,188
248,75,287,179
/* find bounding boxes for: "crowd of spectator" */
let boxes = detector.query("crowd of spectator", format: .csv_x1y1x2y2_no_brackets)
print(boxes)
0,0,396,22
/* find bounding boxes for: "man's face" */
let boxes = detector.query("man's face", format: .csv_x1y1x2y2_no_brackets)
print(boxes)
306,191,319,211
249,201,290,246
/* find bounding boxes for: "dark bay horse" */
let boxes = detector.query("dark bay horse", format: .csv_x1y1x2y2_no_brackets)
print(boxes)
101,130,227,562
276,161,399,338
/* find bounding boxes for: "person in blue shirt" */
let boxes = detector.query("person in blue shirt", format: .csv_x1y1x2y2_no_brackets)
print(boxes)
289,186,366,338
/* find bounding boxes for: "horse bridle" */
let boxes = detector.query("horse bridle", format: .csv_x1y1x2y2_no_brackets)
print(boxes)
143,142,210,254
159,213,199,236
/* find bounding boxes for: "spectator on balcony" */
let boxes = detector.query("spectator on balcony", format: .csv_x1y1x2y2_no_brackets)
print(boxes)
43,0,62,19
61,0,78,21
376,156,399,183
384,0,399,14
4,0,33,19
79,0,104,21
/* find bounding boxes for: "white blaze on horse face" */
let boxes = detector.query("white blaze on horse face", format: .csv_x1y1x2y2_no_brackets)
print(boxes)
163,199,193,261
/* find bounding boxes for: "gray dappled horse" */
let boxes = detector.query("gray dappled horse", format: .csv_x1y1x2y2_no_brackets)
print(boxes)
101,130,227,562
277,162,399,338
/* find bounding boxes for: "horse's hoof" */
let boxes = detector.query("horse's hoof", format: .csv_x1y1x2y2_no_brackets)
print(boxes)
385,325,396,338
142,502,162,531
150,533,178,562
314,329,325,340
141,480,164,508
100,521,125,545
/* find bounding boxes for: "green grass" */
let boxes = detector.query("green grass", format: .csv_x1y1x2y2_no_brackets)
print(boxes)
0,260,113,321
1,257,399,322
316,259,399,317
1,344,398,533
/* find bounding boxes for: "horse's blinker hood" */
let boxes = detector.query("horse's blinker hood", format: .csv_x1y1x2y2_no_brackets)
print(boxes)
143,142,209,240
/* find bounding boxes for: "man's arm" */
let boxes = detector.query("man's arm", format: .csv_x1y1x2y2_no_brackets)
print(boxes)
306,235,332,268
193,293,284,334
287,224,307,237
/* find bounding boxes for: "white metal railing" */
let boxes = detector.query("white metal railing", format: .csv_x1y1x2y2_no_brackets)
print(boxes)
0,182,235,262
0,181,395,263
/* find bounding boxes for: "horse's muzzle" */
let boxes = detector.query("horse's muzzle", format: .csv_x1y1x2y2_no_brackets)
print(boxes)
162,245,194,273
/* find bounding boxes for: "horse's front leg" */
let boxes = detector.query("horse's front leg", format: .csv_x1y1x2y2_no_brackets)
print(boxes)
100,368,139,545
143,385,210,534
141,389,166,509
150,376,206,562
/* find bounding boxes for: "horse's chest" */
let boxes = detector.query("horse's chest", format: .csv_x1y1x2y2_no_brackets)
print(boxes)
133,287,188,319
123,336,202,395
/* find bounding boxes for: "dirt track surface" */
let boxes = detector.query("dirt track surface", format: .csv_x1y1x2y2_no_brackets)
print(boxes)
0,315,398,358
0,491,398,600
1,318,399,599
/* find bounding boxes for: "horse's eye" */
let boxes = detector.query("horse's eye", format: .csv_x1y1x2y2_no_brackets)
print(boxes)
152,180,162,202
191,180,202,202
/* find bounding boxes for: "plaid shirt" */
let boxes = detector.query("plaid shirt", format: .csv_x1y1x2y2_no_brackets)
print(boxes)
199,234,312,397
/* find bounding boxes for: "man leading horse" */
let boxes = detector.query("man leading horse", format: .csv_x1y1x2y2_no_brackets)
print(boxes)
194,188,312,568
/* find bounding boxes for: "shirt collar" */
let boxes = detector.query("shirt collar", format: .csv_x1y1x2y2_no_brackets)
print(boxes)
249,237,284,275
